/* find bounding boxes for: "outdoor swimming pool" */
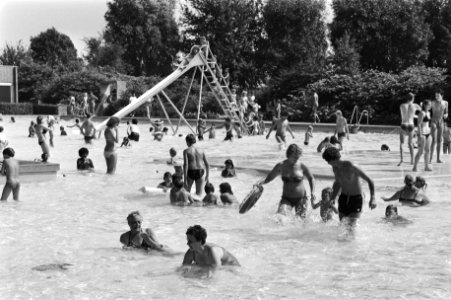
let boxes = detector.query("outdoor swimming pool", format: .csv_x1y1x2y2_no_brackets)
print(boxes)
1,116,450,299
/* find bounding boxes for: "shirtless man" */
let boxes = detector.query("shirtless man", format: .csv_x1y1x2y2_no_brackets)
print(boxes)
182,225,240,277
399,93,421,166
80,113,97,144
35,115,53,162
334,110,349,145
430,89,448,163
266,114,295,147
1,147,20,201
322,147,376,224
183,134,210,196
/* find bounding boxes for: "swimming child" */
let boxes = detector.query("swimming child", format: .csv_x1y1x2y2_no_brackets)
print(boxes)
202,182,218,206
77,147,94,170
60,126,67,136
28,121,36,137
219,182,237,205
1,147,20,201
385,204,411,224
304,125,313,146
221,159,236,178
157,172,173,192
170,174,194,206
311,187,338,222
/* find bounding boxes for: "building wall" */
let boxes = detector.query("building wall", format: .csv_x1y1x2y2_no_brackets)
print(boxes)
0,65,18,103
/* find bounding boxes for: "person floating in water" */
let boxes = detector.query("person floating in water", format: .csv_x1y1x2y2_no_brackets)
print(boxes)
120,211,166,251
322,147,376,224
221,159,236,178
77,147,94,171
1,147,20,201
311,187,338,222
182,225,240,277
381,174,430,207
183,134,209,197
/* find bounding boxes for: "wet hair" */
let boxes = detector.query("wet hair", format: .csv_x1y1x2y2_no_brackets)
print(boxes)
330,136,339,144
75,119,80,124
224,159,234,169
132,118,138,125
322,147,341,163
186,225,207,245
422,100,431,111
169,147,177,157
219,182,233,194
204,182,215,194
3,147,15,157
106,116,120,128
414,176,427,189
78,147,89,157
127,211,142,223
163,171,172,180
381,144,390,151
385,205,398,217
322,187,333,197
36,115,43,124
286,144,303,159
172,174,184,189
404,174,414,187
185,133,196,145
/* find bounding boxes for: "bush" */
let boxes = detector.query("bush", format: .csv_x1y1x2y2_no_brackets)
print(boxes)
0,103,33,114
33,104,60,115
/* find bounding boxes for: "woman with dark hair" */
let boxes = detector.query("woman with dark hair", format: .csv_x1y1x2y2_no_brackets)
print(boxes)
381,175,430,207
104,116,120,174
219,182,237,204
258,144,315,218
413,100,433,172
221,159,236,177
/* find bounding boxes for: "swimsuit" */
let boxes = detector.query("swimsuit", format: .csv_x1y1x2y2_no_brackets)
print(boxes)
281,175,303,183
337,132,346,138
128,132,140,141
338,194,363,216
84,135,95,142
104,150,115,158
127,231,153,249
279,195,308,217
187,169,205,181
400,124,414,133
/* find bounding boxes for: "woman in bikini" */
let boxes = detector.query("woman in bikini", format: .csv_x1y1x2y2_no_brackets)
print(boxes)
413,100,433,172
104,116,120,174
258,144,316,218
120,211,165,251
34,115,53,162
381,175,430,206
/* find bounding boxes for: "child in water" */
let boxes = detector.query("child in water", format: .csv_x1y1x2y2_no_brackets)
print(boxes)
76,147,94,170
202,182,218,206
157,172,173,192
311,187,338,222
1,147,20,201
221,159,236,178
207,124,216,139
385,205,411,224
304,125,313,146
28,121,36,137
219,182,237,205
60,126,68,136
170,174,194,206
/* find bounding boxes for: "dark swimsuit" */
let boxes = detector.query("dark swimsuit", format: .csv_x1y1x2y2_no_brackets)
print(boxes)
422,113,431,138
280,176,307,216
400,124,414,133
187,169,205,181
338,194,363,216
127,231,152,249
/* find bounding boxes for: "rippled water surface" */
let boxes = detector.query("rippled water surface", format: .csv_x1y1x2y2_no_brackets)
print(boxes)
1,116,450,299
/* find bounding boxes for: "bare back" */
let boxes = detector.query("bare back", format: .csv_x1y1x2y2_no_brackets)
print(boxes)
184,146,206,170
3,158,19,185
332,161,363,195
400,102,420,125
336,117,347,134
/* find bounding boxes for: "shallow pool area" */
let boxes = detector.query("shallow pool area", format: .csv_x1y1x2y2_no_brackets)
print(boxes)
1,115,451,299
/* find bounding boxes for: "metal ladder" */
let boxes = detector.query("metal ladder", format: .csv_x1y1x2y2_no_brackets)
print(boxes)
197,45,249,134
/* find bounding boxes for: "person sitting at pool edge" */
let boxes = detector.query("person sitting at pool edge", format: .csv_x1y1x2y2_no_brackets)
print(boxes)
182,225,240,275
221,159,236,178
170,174,194,206
120,211,165,251
381,174,430,207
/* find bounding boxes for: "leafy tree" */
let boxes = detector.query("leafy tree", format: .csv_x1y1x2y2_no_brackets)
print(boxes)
83,36,131,73
263,0,328,76
331,32,360,75
18,60,56,102
104,0,180,76
0,41,28,66
29,27,80,70
182,0,265,88
331,0,432,72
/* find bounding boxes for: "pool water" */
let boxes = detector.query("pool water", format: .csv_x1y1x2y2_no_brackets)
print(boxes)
1,116,451,299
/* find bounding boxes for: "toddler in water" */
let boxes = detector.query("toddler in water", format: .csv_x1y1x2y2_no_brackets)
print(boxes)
76,147,94,170
219,182,237,205
221,159,236,178
202,182,218,205
157,172,173,192
60,126,67,136
169,174,194,206
304,125,313,146
443,125,451,154
311,187,338,222
1,147,20,201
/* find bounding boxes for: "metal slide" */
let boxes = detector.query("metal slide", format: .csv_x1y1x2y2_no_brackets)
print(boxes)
95,54,205,130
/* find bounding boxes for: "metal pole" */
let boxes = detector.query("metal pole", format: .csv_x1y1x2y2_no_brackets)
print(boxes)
160,90,196,134
176,67,197,132
196,65,205,133
156,94,175,135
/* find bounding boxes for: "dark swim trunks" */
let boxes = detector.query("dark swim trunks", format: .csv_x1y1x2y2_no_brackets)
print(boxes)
279,195,307,217
338,194,363,216
84,135,95,143
128,132,140,142
400,124,414,133
187,169,205,181
224,132,233,141
337,132,346,138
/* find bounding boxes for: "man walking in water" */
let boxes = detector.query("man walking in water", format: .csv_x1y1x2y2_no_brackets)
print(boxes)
322,147,376,224
80,113,97,144
334,110,349,145
430,89,448,163
398,92,421,166
266,114,295,149
183,134,210,197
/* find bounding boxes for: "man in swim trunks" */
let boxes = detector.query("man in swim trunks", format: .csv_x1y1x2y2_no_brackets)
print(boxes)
334,110,349,145
120,211,165,251
322,147,376,224
80,113,97,144
183,134,209,196
182,225,240,276
266,114,295,147
430,89,448,163
399,92,421,166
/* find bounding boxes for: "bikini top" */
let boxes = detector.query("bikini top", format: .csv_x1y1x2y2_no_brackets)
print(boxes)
422,112,431,123
399,189,419,202
127,231,152,249
282,175,304,183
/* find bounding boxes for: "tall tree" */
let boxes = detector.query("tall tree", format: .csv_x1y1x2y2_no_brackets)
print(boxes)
29,27,80,69
332,32,360,75
83,36,130,73
104,0,180,76
263,0,329,76
331,0,432,72
0,41,28,66
182,0,265,88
